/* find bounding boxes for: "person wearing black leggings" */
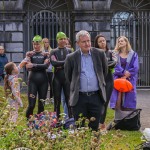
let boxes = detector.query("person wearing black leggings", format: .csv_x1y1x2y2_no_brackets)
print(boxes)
50,32,72,118
94,34,117,130
42,38,54,100
26,35,49,118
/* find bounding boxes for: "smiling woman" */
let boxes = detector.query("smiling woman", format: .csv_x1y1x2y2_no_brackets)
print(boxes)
110,36,139,125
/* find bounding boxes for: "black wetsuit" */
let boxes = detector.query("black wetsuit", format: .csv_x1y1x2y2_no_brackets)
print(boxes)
50,47,72,118
26,51,49,118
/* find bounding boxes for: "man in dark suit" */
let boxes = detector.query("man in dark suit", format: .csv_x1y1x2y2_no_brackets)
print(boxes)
64,30,108,130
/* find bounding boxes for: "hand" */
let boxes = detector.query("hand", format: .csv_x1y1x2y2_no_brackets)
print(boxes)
26,51,35,57
26,62,34,69
19,61,27,69
44,59,50,64
124,71,131,78
51,55,57,61
121,76,127,79
43,52,50,57
24,57,30,62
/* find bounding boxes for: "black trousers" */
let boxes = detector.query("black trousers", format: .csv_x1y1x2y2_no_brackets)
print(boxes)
72,92,104,131
100,72,114,124
53,69,71,118
26,72,48,118
47,72,54,98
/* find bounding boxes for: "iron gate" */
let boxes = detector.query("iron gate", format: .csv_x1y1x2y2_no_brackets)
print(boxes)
24,10,72,50
110,11,150,88
23,9,150,88
23,10,72,81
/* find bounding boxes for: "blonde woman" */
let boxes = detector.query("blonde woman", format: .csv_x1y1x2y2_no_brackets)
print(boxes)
110,36,139,122
42,38,54,101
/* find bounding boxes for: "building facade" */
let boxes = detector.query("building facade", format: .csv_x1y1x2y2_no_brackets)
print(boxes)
0,0,150,88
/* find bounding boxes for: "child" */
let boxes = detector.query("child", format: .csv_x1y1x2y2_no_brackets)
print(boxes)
4,60,28,122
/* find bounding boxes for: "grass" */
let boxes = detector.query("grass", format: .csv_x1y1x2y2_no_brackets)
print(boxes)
0,85,142,149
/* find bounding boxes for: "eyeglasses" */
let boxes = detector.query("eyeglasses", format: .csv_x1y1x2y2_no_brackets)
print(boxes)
0,49,4,50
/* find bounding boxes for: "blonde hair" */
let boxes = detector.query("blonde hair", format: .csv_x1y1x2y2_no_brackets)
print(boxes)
42,38,52,52
32,41,44,52
114,36,132,52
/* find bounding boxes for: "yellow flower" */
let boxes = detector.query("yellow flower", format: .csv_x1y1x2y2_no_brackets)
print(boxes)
22,82,27,86
18,78,22,82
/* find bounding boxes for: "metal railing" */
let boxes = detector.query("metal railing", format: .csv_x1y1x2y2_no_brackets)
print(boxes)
110,11,150,88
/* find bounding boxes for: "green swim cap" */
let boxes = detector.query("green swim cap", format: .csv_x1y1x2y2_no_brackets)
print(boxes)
56,32,67,41
32,35,42,42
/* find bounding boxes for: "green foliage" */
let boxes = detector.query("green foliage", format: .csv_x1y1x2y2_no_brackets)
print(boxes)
0,85,142,149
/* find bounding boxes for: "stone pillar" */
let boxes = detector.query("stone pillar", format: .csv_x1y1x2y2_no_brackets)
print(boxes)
0,11,25,62
72,0,112,48
73,10,112,47
0,0,26,79
0,10,25,79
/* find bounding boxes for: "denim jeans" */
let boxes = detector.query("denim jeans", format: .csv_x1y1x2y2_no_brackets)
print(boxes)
61,89,68,118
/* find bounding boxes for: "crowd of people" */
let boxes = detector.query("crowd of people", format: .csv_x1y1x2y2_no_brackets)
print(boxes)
0,30,139,131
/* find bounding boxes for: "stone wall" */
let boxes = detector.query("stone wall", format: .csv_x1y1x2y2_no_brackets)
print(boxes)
0,10,25,80
72,0,112,48
79,1,111,10
73,10,112,47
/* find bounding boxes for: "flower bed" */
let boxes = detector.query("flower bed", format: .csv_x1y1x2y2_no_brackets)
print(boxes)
0,86,142,149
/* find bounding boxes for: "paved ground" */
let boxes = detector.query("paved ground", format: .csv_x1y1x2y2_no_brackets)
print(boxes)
137,89,150,131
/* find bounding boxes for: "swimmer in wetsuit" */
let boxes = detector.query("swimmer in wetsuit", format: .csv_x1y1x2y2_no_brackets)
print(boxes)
26,35,49,118
50,32,72,118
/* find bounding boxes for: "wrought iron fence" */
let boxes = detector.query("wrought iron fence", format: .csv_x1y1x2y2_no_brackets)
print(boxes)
24,10,72,50
111,11,150,88
23,10,150,88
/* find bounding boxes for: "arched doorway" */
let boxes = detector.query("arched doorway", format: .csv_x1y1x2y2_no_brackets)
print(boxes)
26,10,72,49
23,0,73,80
23,0,73,50
110,11,134,49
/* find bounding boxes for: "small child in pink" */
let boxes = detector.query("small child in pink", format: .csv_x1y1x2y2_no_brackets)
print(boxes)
4,60,28,122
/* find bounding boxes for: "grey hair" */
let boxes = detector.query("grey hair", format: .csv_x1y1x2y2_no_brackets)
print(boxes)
76,30,91,42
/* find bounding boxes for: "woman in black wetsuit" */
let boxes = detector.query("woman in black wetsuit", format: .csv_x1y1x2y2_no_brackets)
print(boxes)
26,35,49,118
50,32,72,118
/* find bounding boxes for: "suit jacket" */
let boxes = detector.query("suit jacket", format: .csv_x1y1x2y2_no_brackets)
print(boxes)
64,47,108,107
